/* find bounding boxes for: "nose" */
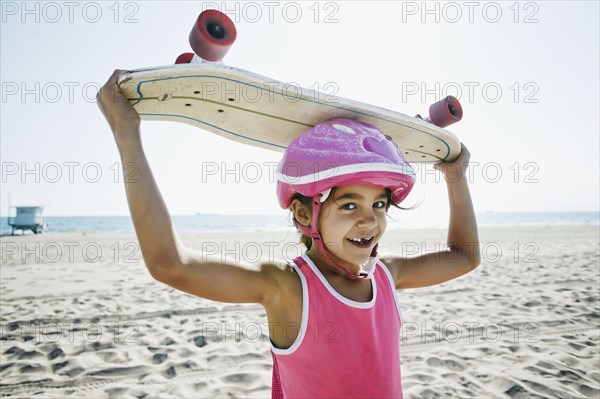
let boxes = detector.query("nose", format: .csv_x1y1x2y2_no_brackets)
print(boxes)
357,208,378,229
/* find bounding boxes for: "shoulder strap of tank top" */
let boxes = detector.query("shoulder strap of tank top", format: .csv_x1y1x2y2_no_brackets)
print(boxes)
292,255,307,269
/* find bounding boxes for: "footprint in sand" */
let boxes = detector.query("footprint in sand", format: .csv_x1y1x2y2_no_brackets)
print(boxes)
178,348,195,357
91,341,116,351
578,383,600,397
177,360,198,370
425,356,443,367
504,384,530,398
46,347,65,360
19,363,47,373
526,344,548,353
51,361,69,372
17,350,45,360
425,356,465,371
95,351,119,362
160,336,176,346
63,367,85,377
417,388,443,399
567,342,587,351
523,300,542,307
222,372,259,384
3,345,25,356
193,335,208,348
207,352,263,367
524,365,554,378
556,369,583,379
442,359,466,371
87,365,149,378
412,373,436,383
105,387,129,399
522,379,563,398
163,365,176,379
147,346,176,354
0,362,15,373
535,360,557,370
152,353,168,364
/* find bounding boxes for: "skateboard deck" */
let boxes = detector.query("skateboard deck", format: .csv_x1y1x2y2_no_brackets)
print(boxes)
118,63,461,163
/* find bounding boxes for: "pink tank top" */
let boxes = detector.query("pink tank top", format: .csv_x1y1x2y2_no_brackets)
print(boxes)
270,254,404,398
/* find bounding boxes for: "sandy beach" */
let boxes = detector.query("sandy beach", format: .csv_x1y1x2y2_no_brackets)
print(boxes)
1,225,598,398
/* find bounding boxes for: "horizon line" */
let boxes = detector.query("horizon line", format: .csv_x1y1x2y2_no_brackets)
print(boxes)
1,210,599,218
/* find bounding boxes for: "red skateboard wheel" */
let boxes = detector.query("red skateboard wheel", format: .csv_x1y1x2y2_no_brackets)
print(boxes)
189,10,237,62
427,96,463,128
175,52,195,64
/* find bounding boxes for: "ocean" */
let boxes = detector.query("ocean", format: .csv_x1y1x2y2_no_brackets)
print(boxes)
0,212,598,235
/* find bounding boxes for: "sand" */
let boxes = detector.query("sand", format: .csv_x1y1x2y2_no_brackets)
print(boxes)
1,225,598,398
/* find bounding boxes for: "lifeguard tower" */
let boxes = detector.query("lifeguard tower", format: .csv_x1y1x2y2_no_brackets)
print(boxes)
7,206,48,235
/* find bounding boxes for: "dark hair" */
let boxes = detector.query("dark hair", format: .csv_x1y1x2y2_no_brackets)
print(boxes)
291,188,398,250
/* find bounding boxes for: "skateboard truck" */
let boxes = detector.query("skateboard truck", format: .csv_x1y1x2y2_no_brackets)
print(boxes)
175,10,237,64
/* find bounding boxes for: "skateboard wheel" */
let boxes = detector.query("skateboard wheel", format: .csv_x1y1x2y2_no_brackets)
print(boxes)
189,10,237,62
175,52,195,64
427,96,463,128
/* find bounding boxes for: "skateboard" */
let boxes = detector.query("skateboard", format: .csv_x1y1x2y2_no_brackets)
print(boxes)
117,10,463,163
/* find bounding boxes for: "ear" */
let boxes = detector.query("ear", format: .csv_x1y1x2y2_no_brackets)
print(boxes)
290,198,312,227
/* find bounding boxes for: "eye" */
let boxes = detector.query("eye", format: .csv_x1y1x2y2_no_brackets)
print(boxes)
373,201,387,209
340,203,357,210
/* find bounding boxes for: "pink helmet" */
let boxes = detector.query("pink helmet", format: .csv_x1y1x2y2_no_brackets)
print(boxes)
276,118,415,208
276,118,416,280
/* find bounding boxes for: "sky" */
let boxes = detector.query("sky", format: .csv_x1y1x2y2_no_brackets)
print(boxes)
1,1,599,226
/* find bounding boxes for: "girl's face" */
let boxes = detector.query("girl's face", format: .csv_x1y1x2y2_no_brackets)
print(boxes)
315,184,388,273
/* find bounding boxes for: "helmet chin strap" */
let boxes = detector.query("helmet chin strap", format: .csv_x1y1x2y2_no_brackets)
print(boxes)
293,190,379,280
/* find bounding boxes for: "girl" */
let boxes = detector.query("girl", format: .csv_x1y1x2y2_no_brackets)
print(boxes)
97,70,480,398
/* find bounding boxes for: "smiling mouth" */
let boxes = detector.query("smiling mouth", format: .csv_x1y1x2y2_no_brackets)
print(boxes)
347,236,374,248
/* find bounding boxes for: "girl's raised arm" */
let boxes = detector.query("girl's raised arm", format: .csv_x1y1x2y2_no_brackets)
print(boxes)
96,70,280,305
381,143,481,289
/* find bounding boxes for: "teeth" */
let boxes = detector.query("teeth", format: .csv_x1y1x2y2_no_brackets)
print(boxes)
349,237,373,243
